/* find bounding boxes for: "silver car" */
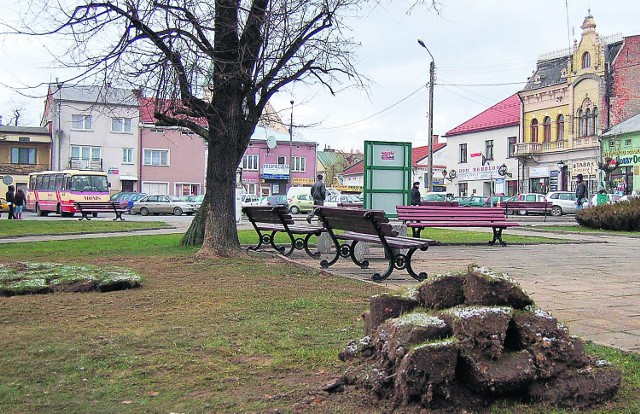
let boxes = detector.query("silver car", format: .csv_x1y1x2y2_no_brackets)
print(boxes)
130,195,198,216
545,191,578,216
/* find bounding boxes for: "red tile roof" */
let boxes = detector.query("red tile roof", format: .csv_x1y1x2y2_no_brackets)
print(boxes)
342,160,363,176
444,94,520,137
138,97,208,126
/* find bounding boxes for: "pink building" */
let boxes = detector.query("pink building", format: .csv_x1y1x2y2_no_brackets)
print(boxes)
241,127,318,196
138,98,207,196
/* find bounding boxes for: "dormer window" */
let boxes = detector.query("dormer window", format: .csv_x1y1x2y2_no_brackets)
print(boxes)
560,68,567,78
582,52,591,69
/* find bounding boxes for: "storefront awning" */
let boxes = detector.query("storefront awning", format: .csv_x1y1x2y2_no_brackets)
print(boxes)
120,175,139,181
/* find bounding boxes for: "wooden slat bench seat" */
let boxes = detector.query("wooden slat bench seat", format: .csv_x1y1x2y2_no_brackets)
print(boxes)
503,201,552,219
314,206,437,282
73,201,128,221
242,206,324,258
396,205,519,246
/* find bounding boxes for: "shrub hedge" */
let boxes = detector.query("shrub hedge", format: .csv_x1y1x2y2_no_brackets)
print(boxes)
576,198,640,231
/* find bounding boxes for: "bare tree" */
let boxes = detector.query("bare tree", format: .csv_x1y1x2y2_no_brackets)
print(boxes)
10,0,438,257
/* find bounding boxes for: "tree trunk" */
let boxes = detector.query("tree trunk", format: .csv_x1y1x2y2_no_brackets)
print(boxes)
180,205,206,246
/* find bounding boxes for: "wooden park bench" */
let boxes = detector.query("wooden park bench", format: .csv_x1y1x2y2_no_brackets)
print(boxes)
242,205,324,258
503,200,552,219
73,201,128,221
314,206,437,282
396,205,519,246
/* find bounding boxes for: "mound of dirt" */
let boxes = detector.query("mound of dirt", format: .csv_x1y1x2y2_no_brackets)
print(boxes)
339,265,621,412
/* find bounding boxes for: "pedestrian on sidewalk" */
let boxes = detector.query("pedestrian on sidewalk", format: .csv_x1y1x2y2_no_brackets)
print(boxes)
575,174,588,211
411,182,421,206
13,188,26,219
5,185,15,219
307,174,326,223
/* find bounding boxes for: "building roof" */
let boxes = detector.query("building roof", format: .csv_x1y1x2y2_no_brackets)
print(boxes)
412,142,446,165
51,84,138,106
444,94,520,137
522,56,570,91
341,160,363,176
0,125,49,135
601,113,640,137
317,151,345,169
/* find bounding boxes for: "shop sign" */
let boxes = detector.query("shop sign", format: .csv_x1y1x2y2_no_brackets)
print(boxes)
107,167,120,175
529,166,549,178
292,177,314,185
571,160,597,175
261,163,289,180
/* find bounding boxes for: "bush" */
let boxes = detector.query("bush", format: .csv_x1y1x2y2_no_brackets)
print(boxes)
576,198,640,231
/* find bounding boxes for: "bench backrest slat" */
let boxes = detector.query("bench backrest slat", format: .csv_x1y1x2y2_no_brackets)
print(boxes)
243,206,295,226
396,205,510,222
316,207,396,237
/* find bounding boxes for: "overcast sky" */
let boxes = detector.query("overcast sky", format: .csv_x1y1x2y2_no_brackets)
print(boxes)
1,0,639,152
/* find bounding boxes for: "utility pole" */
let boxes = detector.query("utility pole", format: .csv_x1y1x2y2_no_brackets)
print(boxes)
418,39,435,192
288,100,294,189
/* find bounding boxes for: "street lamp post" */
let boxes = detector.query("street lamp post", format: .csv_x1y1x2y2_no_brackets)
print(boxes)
418,39,435,192
288,100,294,189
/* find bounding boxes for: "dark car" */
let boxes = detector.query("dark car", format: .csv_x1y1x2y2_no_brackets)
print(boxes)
263,194,288,207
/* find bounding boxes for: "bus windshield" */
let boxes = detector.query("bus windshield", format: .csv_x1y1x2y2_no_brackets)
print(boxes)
69,175,109,192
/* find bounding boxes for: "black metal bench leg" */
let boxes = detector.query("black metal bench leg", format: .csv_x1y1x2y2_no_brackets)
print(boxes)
279,232,296,256
114,212,125,221
488,227,506,246
247,231,268,252
303,233,322,259
405,246,429,282
371,257,395,283
320,239,345,269
348,241,369,269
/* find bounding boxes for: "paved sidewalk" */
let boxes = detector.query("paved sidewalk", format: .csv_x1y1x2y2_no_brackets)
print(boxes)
290,228,640,354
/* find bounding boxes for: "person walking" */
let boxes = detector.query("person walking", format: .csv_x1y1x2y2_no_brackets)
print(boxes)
5,185,15,219
307,174,327,223
13,188,26,219
411,182,421,206
575,174,588,211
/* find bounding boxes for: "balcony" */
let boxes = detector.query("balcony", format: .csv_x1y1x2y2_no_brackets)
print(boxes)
69,158,103,171
515,142,542,156
573,136,599,149
0,163,50,175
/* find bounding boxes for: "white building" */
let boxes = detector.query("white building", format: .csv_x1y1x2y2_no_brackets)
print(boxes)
442,94,520,197
42,84,140,193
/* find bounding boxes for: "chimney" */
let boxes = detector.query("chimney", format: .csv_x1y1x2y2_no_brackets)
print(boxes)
432,134,439,145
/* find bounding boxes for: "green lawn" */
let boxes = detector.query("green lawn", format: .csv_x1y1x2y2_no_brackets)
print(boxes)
0,234,638,413
0,220,169,238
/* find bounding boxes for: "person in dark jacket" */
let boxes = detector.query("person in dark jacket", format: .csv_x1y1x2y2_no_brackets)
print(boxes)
575,174,588,210
5,185,15,219
411,182,421,205
306,174,327,223
13,188,26,219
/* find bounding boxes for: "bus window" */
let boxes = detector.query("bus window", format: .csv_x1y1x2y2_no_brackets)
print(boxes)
70,176,89,191
36,174,44,190
29,175,36,190
88,175,109,192
48,175,56,191
55,174,64,191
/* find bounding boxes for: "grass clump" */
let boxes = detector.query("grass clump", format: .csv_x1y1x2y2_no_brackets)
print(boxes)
0,262,142,295
576,198,640,231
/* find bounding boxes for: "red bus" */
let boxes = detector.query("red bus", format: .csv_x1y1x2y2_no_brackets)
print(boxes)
26,170,110,216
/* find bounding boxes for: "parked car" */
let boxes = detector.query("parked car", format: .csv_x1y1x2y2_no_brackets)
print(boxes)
505,193,547,215
484,194,511,207
240,193,261,207
457,195,486,207
110,191,134,202
324,194,361,207
262,194,288,208
116,192,147,210
618,193,640,203
129,194,198,216
421,192,455,202
545,191,578,216
189,194,204,209
287,193,314,214
0,197,8,213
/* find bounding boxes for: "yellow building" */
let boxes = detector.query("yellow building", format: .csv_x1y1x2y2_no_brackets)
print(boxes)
0,125,52,195
517,12,622,195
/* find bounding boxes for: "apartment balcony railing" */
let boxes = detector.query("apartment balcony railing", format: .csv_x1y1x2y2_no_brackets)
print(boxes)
573,136,599,149
0,163,50,175
68,158,103,171
515,140,569,156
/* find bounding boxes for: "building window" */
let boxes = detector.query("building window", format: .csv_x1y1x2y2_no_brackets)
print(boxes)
71,145,101,169
11,147,36,164
530,118,539,142
625,138,632,147
277,156,286,165
458,182,468,197
123,148,133,164
459,143,467,163
582,52,591,69
590,108,598,136
508,137,516,158
292,156,306,172
543,116,551,142
485,140,494,160
577,109,584,137
112,117,132,133
144,149,169,166
72,114,92,130
175,183,200,196
242,154,259,170
556,115,564,141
